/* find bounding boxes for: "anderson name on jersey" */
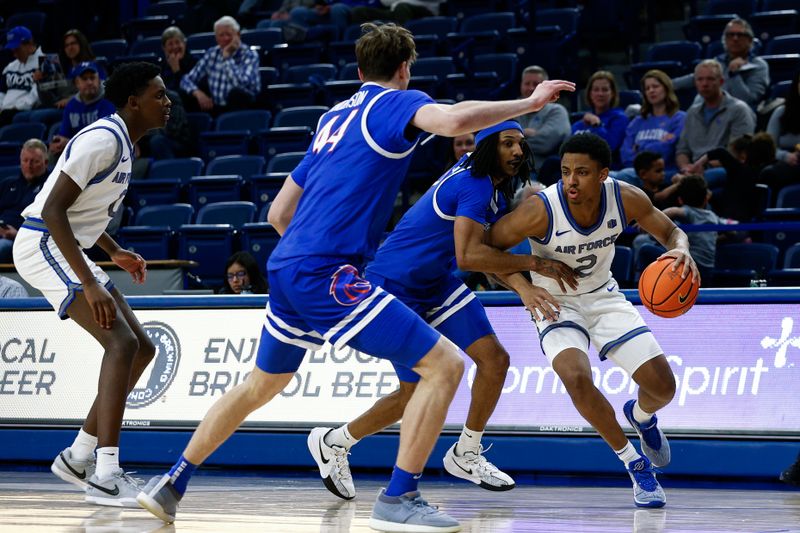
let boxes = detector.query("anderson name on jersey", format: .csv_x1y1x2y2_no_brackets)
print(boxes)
529,178,627,295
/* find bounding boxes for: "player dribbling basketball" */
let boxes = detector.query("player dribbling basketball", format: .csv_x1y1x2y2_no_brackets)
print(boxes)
488,133,700,508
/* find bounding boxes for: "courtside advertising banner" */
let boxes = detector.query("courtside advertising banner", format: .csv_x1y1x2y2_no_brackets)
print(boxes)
1,303,799,436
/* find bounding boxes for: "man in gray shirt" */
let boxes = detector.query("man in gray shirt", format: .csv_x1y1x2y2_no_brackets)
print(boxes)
673,18,769,108
675,59,755,174
515,65,571,171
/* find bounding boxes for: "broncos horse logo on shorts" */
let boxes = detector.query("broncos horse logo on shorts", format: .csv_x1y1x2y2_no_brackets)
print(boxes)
329,264,372,306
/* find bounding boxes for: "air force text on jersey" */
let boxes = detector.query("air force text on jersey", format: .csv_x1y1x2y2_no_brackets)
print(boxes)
554,233,619,255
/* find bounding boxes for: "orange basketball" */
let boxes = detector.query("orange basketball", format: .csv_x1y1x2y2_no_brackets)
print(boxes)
638,257,700,318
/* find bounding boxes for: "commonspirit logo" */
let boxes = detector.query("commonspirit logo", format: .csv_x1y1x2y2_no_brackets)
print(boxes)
465,316,799,407
126,321,181,409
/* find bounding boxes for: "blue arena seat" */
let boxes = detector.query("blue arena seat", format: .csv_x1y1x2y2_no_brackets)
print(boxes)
126,178,183,211
255,127,313,162
536,8,581,36
241,222,281,271
471,53,518,87
266,152,305,174
751,10,800,44
337,62,359,81
177,224,235,287
91,39,129,61
412,57,457,80
0,123,46,143
273,106,328,129
327,40,358,69
198,131,250,161
6,12,46,40
147,157,204,181
129,35,164,56
761,54,800,83
117,226,174,260
322,80,363,106
776,184,800,207
459,12,515,33
186,112,213,134
242,28,284,51
146,0,188,20
264,83,316,112
715,243,780,283
215,110,272,133
206,155,265,180
270,43,323,71
258,202,272,222
765,34,800,55
645,41,703,70
684,14,738,45
187,175,244,207
195,201,256,228
783,243,800,268
705,0,756,16
0,165,19,179
186,32,217,52
406,17,458,39
123,16,171,41
634,243,666,281
249,173,287,208
29,108,65,126
611,245,634,287
284,63,337,84
134,203,194,229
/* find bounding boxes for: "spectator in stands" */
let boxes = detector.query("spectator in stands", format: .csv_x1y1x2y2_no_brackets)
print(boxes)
0,275,28,297
288,1,381,38
445,132,475,169
661,175,721,285
675,59,755,183
632,151,680,210
180,16,260,115
160,26,197,104
621,69,686,173
219,251,268,294
60,29,95,72
0,26,44,127
350,0,444,25
255,0,316,28
763,70,800,194
49,62,115,161
673,18,769,109
688,133,775,222
516,65,571,174
571,70,627,168
0,139,49,262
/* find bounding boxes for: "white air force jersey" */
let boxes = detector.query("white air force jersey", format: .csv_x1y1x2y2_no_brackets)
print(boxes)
22,114,133,249
529,179,627,295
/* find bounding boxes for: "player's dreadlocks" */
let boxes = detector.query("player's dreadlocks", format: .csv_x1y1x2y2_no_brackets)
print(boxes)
462,132,533,202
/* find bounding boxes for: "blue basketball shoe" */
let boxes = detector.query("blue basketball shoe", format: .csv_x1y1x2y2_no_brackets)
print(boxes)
627,456,666,508
370,488,461,532
623,400,671,467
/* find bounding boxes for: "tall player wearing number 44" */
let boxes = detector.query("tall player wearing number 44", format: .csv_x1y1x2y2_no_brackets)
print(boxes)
136,23,574,533
488,133,700,508
13,62,171,507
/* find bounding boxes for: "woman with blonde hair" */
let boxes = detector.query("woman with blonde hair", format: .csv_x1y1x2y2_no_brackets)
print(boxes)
571,70,627,167
621,69,686,173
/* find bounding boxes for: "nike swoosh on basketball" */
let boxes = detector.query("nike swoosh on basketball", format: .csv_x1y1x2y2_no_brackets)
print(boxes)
88,481,120,496
678,293,688,303
555,229,571,236
60,452,86,479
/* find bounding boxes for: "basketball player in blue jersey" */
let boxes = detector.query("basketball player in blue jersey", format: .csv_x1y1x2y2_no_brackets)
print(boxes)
12,62,171,506
137,23,575,531
305,121,578,500
488,133,699,508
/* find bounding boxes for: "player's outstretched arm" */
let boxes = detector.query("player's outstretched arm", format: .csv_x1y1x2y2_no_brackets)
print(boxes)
42,172,117,329
411,79,576,138
620,182,700,283
267,175,304,235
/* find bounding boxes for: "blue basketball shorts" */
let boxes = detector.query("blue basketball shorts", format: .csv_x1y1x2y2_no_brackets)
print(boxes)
256,256,441,375
366,273,495,383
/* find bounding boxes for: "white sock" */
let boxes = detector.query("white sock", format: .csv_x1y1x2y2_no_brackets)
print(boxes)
455,426,483,456
633,401,654,425
95,447,120,479
69,429,97,462
324,424,359,450
615,441,641,465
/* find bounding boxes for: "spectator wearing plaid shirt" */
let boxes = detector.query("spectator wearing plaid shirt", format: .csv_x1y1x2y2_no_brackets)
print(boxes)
180,16,260,115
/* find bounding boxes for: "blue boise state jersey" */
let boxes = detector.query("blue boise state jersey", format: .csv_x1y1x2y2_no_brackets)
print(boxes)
268,83,434,270
367,155,507,289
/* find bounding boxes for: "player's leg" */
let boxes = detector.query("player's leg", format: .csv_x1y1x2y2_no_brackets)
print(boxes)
60,290,144,507
309,378,416,500
73,288,156,464
431,286,514,491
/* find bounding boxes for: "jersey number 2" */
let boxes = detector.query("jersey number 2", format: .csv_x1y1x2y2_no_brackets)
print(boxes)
312,110,357,154
574,254,597,278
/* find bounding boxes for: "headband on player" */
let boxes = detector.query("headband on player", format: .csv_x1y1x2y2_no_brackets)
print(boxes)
475,120,523,146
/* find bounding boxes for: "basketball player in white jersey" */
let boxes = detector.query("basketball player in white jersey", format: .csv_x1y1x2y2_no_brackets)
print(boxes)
488,133,699,508
13,62,171,507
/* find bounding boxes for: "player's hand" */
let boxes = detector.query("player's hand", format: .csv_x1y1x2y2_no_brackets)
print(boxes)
531,256,579,292
660,248,700,284
112,249,147,284
519,284,561,322
84,281,116,329
528,79,575,111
